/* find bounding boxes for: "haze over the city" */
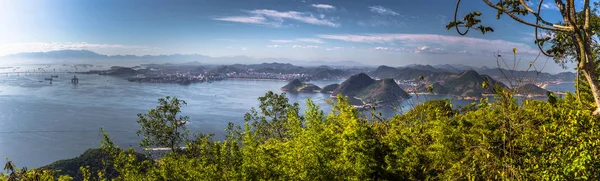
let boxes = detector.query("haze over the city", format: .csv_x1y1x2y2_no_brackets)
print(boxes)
0,0,579,73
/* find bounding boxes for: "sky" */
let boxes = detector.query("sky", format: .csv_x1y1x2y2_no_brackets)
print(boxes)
0,0,585,73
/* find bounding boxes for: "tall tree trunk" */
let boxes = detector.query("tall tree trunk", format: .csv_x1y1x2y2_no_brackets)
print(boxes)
581,56,600,115
582,68,600,116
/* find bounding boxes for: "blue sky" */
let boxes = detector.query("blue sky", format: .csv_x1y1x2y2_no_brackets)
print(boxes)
0,0,582,72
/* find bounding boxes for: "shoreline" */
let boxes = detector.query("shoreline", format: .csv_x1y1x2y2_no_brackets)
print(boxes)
224,78,290,81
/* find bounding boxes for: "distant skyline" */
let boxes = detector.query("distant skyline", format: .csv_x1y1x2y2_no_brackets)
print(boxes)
0,0,584,72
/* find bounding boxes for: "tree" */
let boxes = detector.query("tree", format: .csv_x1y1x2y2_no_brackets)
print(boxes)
447,0,600,115
137,96,189,152
244,91,301,141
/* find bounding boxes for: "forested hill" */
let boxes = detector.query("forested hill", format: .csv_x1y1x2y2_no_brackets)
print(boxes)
369,65,576,83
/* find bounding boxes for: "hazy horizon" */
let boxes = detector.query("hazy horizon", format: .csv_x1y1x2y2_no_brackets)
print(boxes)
0,49,574,74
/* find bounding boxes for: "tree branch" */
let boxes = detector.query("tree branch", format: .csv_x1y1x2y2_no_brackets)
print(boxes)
535,0,555,57
555,0,568,17
584,0,591,31
519,0,536,13
518,0,557,26
482,0,573,32
454,0,470,35
567,0,578,25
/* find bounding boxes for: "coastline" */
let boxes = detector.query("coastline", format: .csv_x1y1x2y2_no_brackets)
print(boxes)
225,78,290,82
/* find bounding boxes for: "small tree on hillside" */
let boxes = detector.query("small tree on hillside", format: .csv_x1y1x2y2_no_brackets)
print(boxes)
137,96,189,152
448,0,600,115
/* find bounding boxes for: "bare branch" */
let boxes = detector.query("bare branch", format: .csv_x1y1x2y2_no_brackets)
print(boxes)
555,0,568,17
535,0,555,57
585,0,591,31
519,52,541,87
482,0,573,32
454,0,470,35
568,0,578,24
519,0,536,13
518,0,558,26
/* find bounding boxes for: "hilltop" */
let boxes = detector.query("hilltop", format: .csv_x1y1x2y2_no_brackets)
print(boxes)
517,84,549,97
331,73,410,107
416,70,506,98
320,84,339,93
357,78,410,107
332,73,376,97
443,70,507,97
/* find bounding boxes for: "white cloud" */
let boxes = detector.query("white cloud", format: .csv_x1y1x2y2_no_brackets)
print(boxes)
266,45,282,48
318,33,539,55
368,6,399,16
373,47,406,52
311,4,335,10
213,16,267,24
524,1,559,10
417,46,429,51
292,45,319,49
541,2,559,10
372,46,461,54
249,9,339,27
359,6,406,27
0,42,155,56
326,47,343,51
214,9,340,27
296,38,325,44
270,38,325,44
241,47,247,51
271,40,294,43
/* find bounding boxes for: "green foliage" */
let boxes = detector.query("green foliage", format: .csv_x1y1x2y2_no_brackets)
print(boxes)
2,159,72,181
6,90,600,180
41,149,114,180
137,96,189,152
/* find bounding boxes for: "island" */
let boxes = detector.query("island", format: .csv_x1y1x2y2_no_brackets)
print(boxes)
280,79,322,93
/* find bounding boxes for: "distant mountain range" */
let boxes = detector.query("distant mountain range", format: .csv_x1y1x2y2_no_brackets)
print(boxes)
371,65,576,83
1,50,368,68
1,50,576,78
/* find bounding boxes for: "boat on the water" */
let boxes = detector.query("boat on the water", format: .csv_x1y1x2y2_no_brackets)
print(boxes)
44,78,53,81
51,75,58,78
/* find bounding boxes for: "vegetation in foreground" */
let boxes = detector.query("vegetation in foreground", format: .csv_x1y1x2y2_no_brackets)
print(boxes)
2,87,600,180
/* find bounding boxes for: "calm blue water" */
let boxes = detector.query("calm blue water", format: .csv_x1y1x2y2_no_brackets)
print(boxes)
545,82,576,92
0,74,576,168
